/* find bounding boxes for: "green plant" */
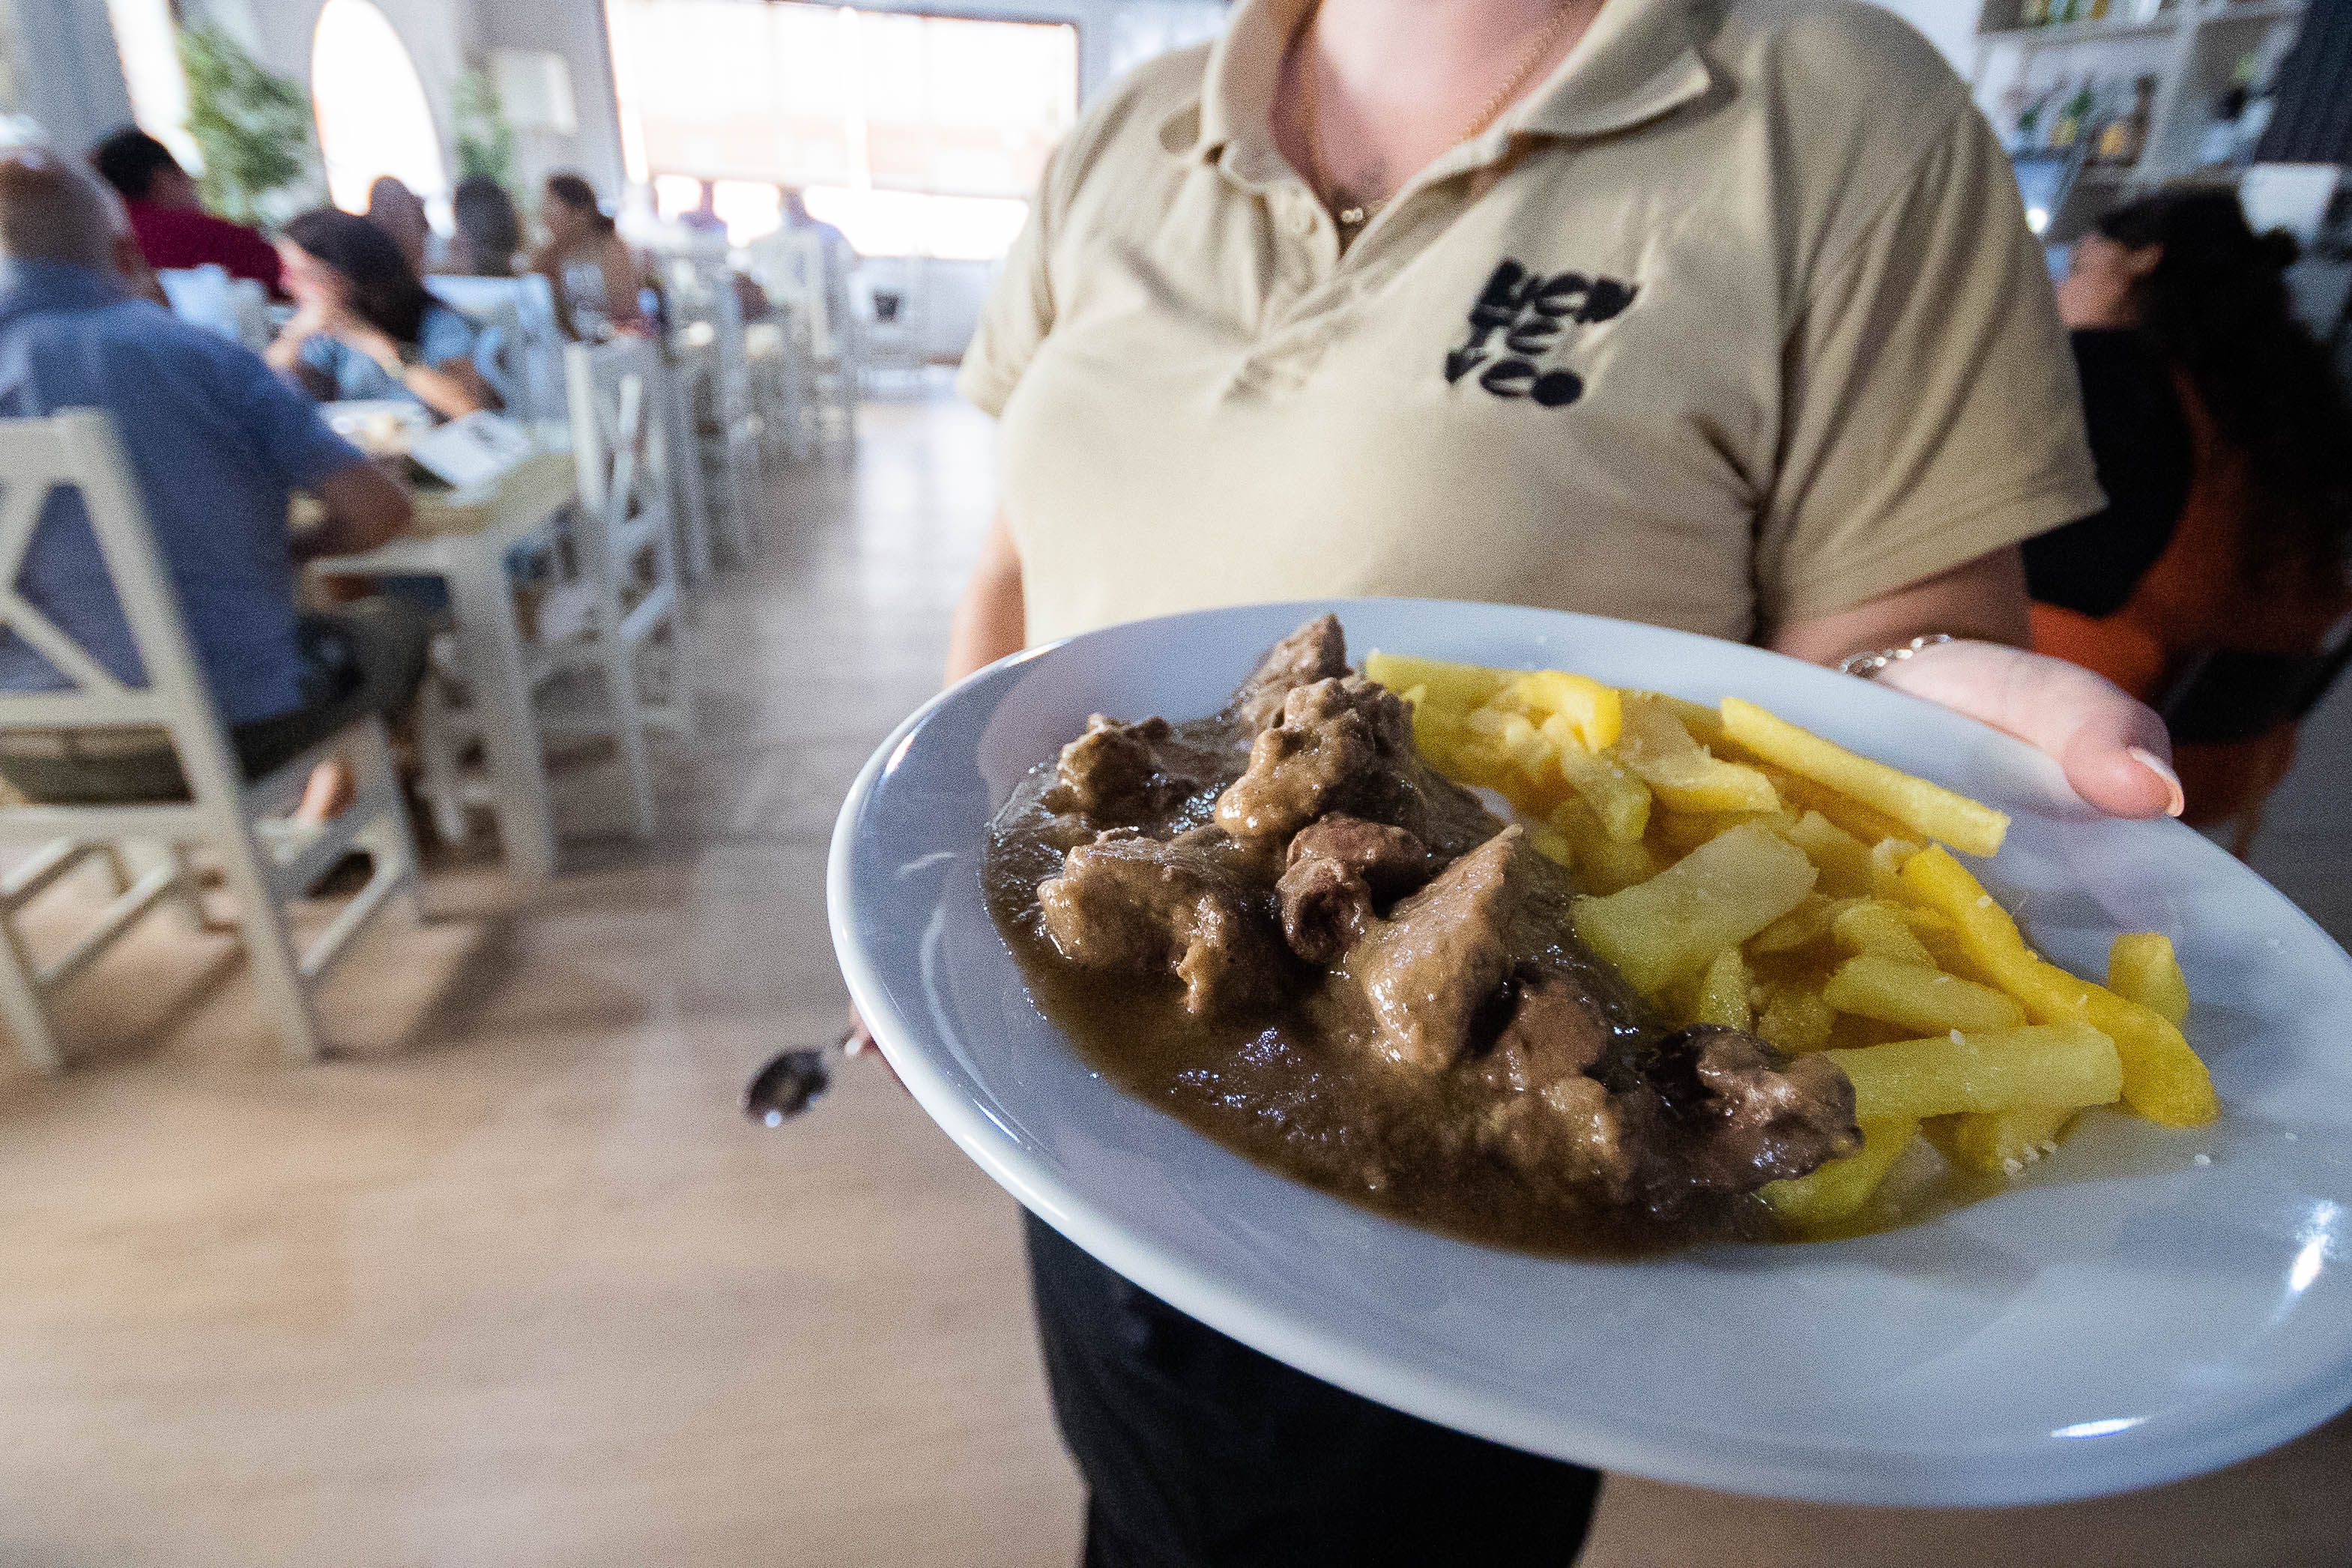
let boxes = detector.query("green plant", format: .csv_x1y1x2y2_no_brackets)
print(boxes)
453,69,515,187
178,25,312,223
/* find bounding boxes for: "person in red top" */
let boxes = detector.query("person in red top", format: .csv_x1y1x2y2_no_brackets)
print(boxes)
88,127,282,295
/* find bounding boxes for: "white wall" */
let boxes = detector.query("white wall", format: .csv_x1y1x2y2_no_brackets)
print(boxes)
0,0,136,153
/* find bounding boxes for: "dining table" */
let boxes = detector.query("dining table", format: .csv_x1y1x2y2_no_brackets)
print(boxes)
307,449,580,882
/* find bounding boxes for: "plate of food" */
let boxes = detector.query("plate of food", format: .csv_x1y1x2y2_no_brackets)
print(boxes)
827,599,2352,1505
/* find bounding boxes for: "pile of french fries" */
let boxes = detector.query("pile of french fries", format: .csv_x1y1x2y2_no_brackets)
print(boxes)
1361,652,2219,1235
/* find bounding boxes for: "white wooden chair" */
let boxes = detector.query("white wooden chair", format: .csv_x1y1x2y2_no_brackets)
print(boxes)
662,255,761,568
0,412,421,1068
408,340,683,847
754,228,858,451
565,337,691,748
429,275,567,446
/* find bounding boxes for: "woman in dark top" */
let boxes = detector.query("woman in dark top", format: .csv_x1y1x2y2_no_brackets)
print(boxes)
447,175,524,278
2028,189,2352,826
264,208,499,420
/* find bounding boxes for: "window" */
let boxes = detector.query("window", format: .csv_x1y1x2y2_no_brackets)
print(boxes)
310,0,447,213
608,0,1078,258
105,0,202,172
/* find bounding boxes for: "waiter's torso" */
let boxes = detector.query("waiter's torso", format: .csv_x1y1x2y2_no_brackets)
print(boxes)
960,0,2101,647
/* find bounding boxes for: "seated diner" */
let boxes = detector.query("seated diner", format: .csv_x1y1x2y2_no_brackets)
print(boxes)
264,208,499,421
0,150,426,823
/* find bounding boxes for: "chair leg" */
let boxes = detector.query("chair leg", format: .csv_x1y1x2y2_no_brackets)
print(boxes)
348,720,424,924
213,823,322,1062
414,655,471,847
0,906,62,1072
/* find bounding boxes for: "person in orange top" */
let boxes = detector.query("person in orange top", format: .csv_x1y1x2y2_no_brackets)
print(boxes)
2027,190,2352,834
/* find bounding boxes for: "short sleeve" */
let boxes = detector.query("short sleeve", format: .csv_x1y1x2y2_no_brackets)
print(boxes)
418,304,481,370
956,152,1061,417
1755,107,2106,628
218,338,368,488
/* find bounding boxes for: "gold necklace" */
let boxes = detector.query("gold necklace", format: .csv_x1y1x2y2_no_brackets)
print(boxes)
1296,0,1582,237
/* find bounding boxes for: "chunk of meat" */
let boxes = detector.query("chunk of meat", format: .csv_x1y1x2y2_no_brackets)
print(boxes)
1340,828,1544,1073
1276,816,1434,964
1045,714,1224,822
1481,1076,1635,1205
1645,1024,1862,1187
1477,970,1616,1092
1228,614,1349,734
1215,676,1416,841
1036,829,1286,1017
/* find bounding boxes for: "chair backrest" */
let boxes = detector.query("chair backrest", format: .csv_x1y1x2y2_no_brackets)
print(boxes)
755,228,847,361
564,338,671,554
430,275,566,438
0,412,246,792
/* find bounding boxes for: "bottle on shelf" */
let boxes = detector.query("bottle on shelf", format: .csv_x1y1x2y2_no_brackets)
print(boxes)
2093,75,2156,166
2019,0,2050,26
2086,0,2113,21
2050,76,2100,150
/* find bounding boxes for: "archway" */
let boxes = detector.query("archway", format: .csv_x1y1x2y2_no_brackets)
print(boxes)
309,0,447,212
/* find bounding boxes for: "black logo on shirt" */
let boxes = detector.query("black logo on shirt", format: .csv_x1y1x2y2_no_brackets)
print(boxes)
1444,258,1637,408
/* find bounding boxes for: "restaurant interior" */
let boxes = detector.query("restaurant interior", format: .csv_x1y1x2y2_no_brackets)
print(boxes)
0,0,2348,1562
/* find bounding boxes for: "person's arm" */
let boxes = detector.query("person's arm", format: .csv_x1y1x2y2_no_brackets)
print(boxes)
331,320,495,420
291,460,414,561
599,237,647,331
1770,544,2183,819
945,511,1026,682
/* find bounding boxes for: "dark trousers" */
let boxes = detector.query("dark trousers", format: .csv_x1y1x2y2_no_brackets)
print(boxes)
1023,1211,1602,1568
0,599,432,805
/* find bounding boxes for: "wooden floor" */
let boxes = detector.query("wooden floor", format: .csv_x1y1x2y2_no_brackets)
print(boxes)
2,390,2348,1567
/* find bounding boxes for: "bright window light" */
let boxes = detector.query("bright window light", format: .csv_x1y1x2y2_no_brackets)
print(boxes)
713,181,783,246
106,0,203,172
799,187,1028,263
653,173,704,222
311,0,447,212
608,0,1075,258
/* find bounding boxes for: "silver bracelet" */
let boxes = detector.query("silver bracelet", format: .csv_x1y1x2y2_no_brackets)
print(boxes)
1838,632,1954,680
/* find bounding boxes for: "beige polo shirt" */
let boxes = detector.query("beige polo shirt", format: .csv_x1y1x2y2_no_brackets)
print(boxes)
959,0,2103,647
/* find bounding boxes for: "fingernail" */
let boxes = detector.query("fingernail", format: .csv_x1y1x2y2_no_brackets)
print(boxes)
2128,746,2186,817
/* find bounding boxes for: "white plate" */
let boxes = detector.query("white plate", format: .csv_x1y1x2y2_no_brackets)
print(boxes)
827,599,2352,1505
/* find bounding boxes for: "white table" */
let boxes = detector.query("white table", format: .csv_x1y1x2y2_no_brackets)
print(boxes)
309,452,578,882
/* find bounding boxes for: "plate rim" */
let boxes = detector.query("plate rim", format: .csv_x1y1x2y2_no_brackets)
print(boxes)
826,596,2352,1505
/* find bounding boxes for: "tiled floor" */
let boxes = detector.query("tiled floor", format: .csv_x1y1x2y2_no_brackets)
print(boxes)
0,390,2346,1567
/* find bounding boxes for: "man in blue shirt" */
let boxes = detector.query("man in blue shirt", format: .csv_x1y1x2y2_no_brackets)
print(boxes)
0,150,423,817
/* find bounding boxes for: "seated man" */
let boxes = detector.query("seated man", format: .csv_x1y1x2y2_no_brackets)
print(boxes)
0,148,423,822
88,127,282,295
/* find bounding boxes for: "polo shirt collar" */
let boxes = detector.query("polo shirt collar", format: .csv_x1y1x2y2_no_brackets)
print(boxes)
1164,0,1714,181
0,259,127,327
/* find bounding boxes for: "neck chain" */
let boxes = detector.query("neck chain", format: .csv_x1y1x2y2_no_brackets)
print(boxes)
1294,0,1581,238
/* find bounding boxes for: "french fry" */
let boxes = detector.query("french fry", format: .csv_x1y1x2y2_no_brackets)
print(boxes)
1572,823,1818,996
1924,1104,2078,1177
1525,821,1576,870
1821,954,2028,1035
1757,984,1837,1053
1633,691,1727,747
1498,670,1622,751
1868,837,1924,901
1784,809,1874,897
1830,899,1938,969
1721,697,2010,857
1762,1119,1919,1231
1899,847,2218,1127
1693,946,1753,1030
1615,697,1782,814
1748,892,1846,955
1825,1024,2123,1122
1538,714,1651,840
1548,797,1659,895
1362,651,1510,713
2108,932,2191,1027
